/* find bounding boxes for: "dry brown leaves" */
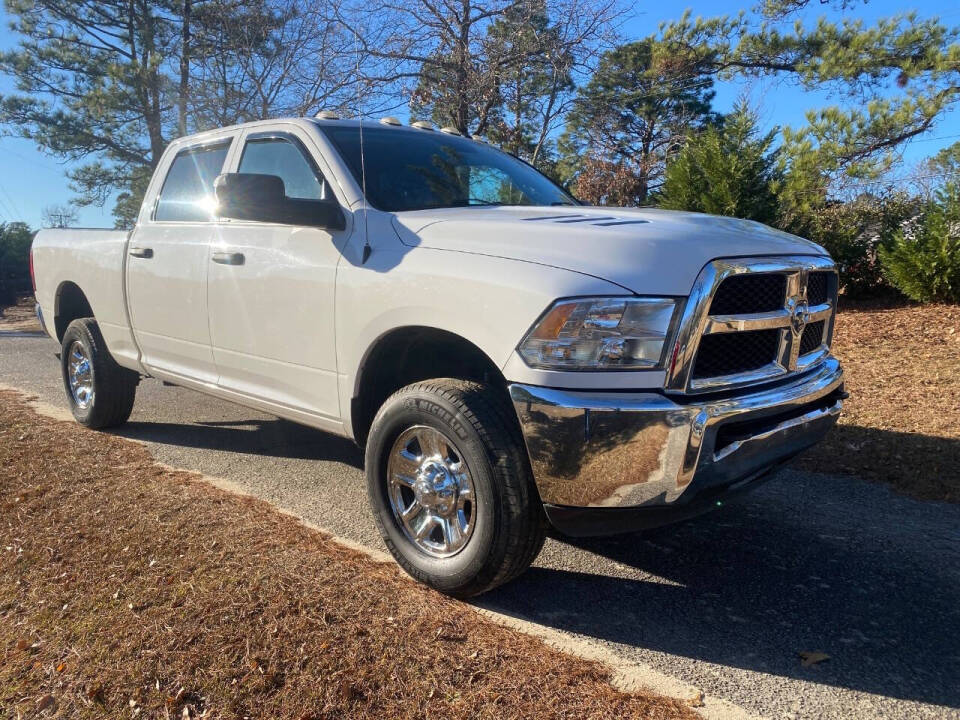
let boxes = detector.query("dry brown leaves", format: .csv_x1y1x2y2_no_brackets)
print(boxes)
795,299,960,503
0,391,694,720
0,295,41,333
0,295,42,332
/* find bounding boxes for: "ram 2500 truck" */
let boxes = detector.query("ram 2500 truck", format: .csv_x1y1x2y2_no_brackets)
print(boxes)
31,116,845,597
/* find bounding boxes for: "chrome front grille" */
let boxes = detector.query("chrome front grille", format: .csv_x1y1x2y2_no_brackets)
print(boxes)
708,274,786,315
798,320,826,356
806,271,831,306
691,329,781,379
666,256,838,394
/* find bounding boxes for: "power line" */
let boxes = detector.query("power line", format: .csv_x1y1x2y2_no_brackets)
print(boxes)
0,184,16,222
855,172,960,185
0,143,63,174
780,170,960,200
905,132,960,145
0,183,23,220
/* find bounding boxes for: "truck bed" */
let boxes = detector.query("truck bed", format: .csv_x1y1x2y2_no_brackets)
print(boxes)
32,228,138,367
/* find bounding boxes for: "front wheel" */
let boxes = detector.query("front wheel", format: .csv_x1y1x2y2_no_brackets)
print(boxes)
365,379,545,597
61,318,139,429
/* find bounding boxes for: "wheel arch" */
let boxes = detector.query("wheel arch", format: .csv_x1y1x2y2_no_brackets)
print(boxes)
350,325,511,446
54,281,94,343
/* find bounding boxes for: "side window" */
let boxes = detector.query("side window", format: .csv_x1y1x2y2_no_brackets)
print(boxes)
154,141,231,222
238,137,328,201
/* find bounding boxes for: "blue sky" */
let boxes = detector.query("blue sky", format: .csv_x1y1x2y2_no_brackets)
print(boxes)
0,1,958,228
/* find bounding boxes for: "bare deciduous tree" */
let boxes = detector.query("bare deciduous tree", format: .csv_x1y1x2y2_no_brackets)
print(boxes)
184,0,366,128
42,204,79,228
345,0,624,139
485,0,621,168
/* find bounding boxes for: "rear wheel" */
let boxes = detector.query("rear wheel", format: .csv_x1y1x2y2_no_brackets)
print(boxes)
61,318,139,429
365,378,546,598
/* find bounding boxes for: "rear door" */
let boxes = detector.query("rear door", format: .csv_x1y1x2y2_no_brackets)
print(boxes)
126,137,233,383
206,128,348,421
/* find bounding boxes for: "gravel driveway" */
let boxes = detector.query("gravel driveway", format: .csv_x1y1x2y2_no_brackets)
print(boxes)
2,332,958,720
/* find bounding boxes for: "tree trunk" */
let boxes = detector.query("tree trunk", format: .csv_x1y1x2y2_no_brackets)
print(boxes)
135,0,166,167
179,0,191,137
454,0,471,135
513,74,522,156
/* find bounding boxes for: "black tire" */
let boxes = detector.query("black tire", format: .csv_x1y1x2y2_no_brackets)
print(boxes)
61,317,139,429
365,378,546,598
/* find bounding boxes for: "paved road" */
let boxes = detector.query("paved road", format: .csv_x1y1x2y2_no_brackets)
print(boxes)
2,333,958,720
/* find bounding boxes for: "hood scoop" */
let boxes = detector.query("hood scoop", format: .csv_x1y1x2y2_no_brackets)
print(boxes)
521,213,650,228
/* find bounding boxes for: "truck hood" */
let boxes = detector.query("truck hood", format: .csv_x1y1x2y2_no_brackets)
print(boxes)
391,206,826,295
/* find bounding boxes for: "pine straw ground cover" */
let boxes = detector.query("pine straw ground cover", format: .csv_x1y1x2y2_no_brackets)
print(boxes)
796,300,960,503
0,296,41,333
0,392,694,720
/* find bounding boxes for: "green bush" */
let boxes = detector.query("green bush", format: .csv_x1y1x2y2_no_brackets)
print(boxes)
778,189,921,298
0,222,34,307
879,184,960,303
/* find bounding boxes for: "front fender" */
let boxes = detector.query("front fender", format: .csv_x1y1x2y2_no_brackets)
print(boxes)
334,245,621,426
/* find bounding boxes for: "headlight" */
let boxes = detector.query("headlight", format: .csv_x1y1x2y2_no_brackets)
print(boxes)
518,297,679,370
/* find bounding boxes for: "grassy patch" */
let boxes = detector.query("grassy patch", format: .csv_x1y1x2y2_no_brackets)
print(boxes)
796,299,960,503
0,391,693,720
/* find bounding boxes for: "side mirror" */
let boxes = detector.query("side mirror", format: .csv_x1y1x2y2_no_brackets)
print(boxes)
214,173,345,230
214,173,284,222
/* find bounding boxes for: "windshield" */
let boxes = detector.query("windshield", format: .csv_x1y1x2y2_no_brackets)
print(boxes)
320,125,576,212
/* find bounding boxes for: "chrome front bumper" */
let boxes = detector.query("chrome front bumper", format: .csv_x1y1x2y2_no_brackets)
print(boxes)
509,357,844,535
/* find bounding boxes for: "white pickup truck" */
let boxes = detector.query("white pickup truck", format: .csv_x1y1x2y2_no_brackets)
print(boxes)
31,116,845,596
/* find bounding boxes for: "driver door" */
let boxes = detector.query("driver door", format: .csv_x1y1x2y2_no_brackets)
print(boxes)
206,129,349,423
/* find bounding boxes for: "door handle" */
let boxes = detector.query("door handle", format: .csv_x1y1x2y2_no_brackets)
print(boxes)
212,251,245,266
129,247,153,259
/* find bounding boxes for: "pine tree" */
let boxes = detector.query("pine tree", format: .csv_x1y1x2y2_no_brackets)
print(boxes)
657,9,960,185
0,0,357,227
0,0,174,227
560,39,719,205
657,100,780,225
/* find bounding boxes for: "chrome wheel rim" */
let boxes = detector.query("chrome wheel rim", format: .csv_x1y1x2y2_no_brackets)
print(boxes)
67,340,94,409
386,425,476,558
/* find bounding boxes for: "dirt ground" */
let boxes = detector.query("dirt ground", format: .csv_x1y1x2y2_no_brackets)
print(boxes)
795,299,960,503
0,295,41,333
0,391,694,720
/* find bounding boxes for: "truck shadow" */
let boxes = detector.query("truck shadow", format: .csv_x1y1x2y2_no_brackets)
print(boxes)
113,418,364,468
110,402,959,709
480,455,960,709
